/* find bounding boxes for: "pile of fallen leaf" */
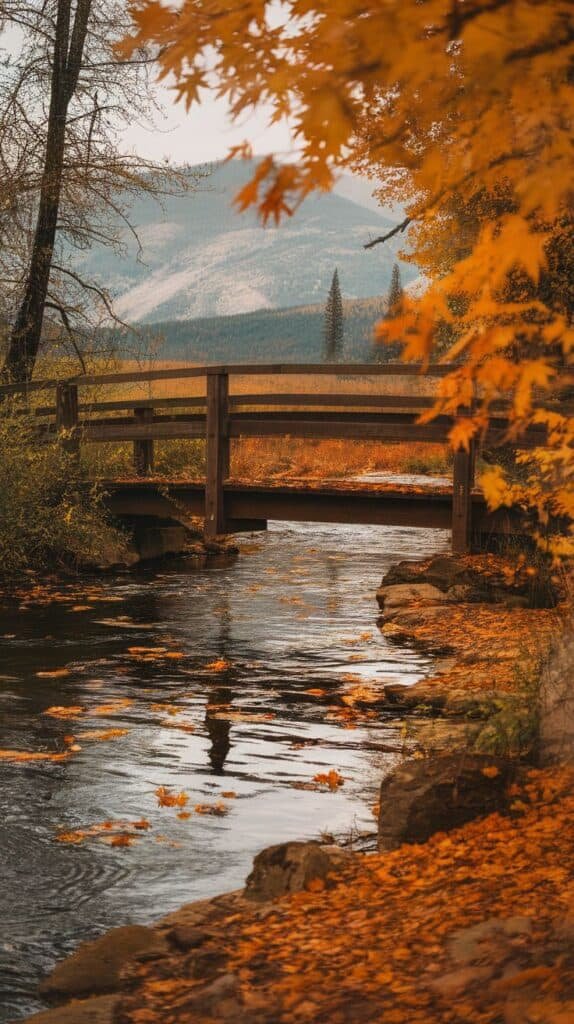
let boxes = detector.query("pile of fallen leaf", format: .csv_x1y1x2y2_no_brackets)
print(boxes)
115,765,574,1024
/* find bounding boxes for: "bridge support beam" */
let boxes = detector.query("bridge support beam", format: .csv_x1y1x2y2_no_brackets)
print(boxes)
134,407,154,476
205,370,229,537
452,443,475,553
56,382,79,456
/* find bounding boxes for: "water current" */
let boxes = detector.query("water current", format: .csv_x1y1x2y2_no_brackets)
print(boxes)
0,514,448,1022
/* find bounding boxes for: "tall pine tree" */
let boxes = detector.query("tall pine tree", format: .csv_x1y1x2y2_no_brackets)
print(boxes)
386,263,404,315
371,263,404,362
323,268,344,361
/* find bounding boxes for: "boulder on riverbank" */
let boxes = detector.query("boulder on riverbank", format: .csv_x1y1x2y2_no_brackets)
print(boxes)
245,840,353,902
377,553,557,610
378,753,517,851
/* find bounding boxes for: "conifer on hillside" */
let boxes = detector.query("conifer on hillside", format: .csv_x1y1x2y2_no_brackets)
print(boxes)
371,263,404,362
323,268,344,361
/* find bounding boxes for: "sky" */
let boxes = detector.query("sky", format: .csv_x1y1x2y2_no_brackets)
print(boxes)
121,81,294,167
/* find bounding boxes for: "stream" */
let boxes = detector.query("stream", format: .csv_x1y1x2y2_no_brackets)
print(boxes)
0,513,448,1022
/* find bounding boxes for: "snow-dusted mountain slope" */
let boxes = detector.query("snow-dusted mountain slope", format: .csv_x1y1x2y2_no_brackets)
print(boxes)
75,160,411,324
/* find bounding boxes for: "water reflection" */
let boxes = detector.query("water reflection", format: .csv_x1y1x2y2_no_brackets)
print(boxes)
0,518,448,1021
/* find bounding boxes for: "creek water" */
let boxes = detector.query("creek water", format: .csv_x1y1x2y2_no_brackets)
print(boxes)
0,514,448,1022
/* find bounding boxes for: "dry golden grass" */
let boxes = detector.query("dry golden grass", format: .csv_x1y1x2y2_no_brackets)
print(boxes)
231,437,451,480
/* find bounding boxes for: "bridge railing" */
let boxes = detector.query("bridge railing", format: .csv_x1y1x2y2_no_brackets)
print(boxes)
0,362,552,551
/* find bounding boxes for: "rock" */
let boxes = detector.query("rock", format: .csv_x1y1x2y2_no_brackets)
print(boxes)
376,582,448,611
244,841,353,903
39,925,168,1000
448,917,532,965
429,966,494,997
379,554,557,608
378,754,515,851
24,994,118,1024
384,682,447,711
166,925,211,952
180,973,241,1019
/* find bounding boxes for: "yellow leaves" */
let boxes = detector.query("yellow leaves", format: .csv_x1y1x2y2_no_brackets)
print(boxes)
313,769,345,791
448,419,478,454
155,786,189,808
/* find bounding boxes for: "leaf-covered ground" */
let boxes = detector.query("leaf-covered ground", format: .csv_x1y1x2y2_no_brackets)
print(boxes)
115,766,574,1024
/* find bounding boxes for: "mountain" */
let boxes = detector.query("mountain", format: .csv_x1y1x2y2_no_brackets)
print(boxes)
102,295,398,363
75,159,412,324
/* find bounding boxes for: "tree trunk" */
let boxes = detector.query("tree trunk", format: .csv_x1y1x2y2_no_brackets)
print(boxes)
2,0,92,384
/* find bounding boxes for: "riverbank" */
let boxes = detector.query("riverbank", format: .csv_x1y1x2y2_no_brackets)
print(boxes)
24,551,573,1024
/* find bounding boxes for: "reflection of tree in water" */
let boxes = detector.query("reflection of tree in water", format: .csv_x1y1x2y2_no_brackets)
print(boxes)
204,591,233,774
205,684,233,774
325,555,342,616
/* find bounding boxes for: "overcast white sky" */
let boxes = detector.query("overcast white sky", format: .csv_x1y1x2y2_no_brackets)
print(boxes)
122,83,294,166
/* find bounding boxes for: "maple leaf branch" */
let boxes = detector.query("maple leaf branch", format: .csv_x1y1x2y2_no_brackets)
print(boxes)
363,216,411,249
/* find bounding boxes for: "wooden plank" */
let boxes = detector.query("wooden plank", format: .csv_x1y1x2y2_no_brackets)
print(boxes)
83,421,205,442
229,417,450,442
229,393,436,409
205,370,229,536
0,362,457,396
133,408,154,476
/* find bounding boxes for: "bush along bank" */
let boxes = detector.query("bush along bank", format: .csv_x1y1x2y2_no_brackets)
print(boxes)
24,553,573,1024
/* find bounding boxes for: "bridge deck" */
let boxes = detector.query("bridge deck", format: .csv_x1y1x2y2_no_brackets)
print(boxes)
102,478,521,537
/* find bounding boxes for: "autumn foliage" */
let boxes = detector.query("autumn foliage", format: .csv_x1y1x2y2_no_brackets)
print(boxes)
124,0,573,555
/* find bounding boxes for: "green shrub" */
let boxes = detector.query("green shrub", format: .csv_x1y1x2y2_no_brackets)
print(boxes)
0,404,129,573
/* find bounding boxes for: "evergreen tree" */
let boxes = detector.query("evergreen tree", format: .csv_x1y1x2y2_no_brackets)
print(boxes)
323,268,344,361
386,263,404,315
371,262,404,362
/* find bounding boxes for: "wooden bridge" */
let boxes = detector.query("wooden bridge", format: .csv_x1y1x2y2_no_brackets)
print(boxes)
1,362,544,553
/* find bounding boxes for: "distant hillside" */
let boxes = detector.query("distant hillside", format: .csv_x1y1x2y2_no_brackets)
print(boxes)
75,159,413,323
103,295,399,363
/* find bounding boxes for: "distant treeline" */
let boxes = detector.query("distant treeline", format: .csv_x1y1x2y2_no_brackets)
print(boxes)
99,296,403,364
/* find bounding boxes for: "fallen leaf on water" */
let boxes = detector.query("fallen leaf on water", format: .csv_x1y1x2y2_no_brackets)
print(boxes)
155,786,189,808
211,711,275,723
176,811,191,820
90,699,133,716
43,705,84,719
194,801,229,816
150,703,181,716
56,819,148,844
0,748,70,763
204,658,231,672
220,791,237,799
304,688,328,697
78,728,129,741
36,669,71,679
107,834,133,847
69,605,92,613
313,770,345,791
128,646,168,656
164,652,185,660
341,685,381,706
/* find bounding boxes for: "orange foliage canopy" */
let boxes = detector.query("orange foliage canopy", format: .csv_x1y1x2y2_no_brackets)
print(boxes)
124,1,573,554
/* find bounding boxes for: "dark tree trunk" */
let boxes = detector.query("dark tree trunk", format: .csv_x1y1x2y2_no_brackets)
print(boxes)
2,0,92,384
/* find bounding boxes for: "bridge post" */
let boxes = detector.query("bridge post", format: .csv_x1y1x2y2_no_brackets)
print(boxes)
56,383,79,457
134,407,154,476
451,442,475,554
205,369,229,536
